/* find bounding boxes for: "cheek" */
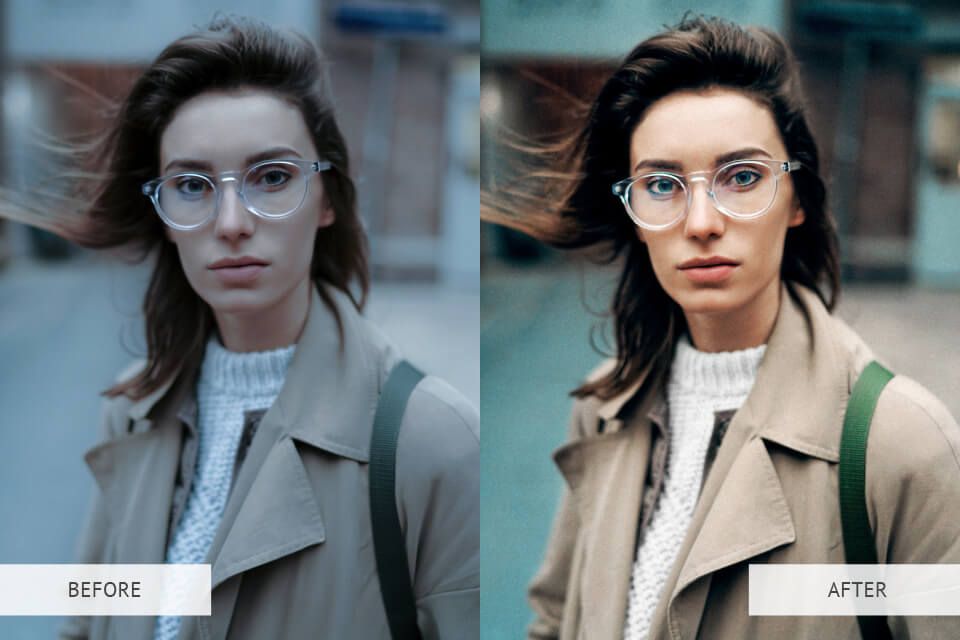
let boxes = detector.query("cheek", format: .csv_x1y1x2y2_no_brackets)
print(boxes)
746,218,791,274
277,219,318,273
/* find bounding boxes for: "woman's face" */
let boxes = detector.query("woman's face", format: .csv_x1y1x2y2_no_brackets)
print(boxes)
158,89,332,315
628,88,805,318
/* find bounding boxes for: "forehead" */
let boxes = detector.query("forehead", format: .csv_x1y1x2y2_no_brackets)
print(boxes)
159,90,316,169
629,89,786,168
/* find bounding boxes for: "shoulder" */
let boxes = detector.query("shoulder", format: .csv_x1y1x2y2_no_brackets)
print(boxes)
825,309,960,478
864,373,960,560
869,373,960,479
394,375,478,549
95,359,147,440
562,357,641,441
323,289,480,468
394,375,479,593
397,375,479,468
566,393,605,441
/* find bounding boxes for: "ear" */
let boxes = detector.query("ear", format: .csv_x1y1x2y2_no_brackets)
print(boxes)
787,204,805,228
317,197,335,229
317,204,335,229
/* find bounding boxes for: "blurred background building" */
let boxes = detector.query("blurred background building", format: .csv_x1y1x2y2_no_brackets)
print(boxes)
0,1,478,637
481,1,960,637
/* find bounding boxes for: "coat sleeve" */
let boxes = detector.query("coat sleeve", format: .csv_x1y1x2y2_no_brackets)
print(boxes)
527,399,587,640
867,375,960,638
395,376,480,640
58,397,123,640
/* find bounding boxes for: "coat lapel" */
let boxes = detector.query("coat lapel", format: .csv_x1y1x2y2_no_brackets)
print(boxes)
208,436,326,588
192,285,391,639
194,432,327,640
662,435,796,639
84,391,185,640
554,376,660,640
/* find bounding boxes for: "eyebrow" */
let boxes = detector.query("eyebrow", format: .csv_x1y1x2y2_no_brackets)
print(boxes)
633,147,773,173
163,146,304,174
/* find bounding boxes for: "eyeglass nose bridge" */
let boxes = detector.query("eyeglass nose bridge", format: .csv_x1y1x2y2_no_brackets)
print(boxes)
683,171,718,204
212,171,254,216
217,172,244,192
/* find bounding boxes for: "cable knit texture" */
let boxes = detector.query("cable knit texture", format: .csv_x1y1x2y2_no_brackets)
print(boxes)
623,334,766,640
154,337,294,640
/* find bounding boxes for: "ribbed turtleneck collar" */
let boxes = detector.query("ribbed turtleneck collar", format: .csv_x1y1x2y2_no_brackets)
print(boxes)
198,336,296,395
668,333,766,397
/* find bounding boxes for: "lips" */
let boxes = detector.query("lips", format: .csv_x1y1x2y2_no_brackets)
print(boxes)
207,256,270,270
678,255,739,284
678,255,740,270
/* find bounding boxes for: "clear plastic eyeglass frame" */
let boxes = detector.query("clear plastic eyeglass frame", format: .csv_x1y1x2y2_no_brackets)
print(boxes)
141,158,332,231
610,159,802,231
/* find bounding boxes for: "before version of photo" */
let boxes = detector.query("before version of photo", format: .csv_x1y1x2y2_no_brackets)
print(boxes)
0,3,479,639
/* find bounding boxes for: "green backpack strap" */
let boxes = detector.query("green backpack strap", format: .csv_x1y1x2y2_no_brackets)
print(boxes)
369,360,425,640
839,360,894,640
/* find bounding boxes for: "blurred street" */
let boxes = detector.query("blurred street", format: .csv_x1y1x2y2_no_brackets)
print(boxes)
480,263,960,639
0,254,477,638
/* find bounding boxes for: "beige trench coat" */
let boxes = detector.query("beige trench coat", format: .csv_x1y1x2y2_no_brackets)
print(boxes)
528,283,960,639
60,285,479,640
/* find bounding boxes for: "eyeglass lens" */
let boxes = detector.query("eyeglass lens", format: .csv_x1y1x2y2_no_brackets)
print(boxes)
156,161,309,227
625,161,777,226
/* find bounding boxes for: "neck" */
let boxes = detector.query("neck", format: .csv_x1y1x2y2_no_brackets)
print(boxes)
683,277,781,352
213,277,311,352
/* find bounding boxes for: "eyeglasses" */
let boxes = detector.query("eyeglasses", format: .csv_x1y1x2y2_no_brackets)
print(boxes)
142,158,332,231
611,159,802,231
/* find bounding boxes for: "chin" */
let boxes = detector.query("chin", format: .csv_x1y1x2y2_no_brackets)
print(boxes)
671,286,746,315
201,289,278,315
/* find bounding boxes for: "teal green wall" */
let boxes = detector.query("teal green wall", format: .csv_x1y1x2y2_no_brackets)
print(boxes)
483,0,785,59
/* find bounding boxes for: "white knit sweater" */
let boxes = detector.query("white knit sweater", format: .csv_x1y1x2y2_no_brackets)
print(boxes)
623,334,766,640
154,336,295,640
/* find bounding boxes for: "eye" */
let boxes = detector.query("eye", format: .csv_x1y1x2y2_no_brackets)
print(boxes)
726,168,762,189
251,165,293,189
645,177,678,197
174,176,211,197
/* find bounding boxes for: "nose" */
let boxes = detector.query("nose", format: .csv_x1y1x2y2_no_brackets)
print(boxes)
213,178,256,241
682,177,726,241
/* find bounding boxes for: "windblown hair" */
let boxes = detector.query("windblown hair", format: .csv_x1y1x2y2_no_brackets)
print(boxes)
5,16,368,400
482,15,840,401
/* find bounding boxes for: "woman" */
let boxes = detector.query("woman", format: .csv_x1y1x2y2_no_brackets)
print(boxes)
7,16,479,640
483,16,960,640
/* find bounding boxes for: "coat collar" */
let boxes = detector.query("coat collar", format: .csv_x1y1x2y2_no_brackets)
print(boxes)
593,282,871,462
125,283,396,461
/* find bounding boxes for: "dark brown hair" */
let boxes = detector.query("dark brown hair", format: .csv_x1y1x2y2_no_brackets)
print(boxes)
6,16,368,400
482,15,840,401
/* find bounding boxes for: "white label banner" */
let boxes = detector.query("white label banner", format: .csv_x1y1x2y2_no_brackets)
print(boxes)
0,564,211,616
749,564,960,616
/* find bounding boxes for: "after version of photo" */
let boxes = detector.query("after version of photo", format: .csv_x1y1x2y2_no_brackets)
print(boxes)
482,2,960,639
